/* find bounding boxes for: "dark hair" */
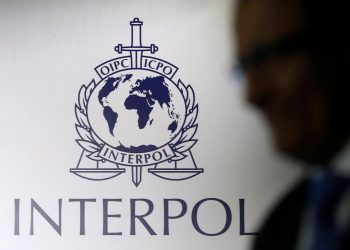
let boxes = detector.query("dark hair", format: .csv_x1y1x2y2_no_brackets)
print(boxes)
303,0,350,48
302,0,350,83
303,0,350,153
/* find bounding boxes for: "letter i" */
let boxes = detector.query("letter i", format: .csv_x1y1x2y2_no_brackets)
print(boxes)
14,199,20,235
103,147,109,157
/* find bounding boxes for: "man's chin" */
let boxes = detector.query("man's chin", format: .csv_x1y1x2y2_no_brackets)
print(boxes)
267,120,324,164
273,134,316,164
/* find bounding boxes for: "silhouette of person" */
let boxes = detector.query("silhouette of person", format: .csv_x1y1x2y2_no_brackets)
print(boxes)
235,0,350,249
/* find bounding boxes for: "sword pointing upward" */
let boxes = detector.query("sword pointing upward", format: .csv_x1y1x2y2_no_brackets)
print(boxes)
115,18,158,69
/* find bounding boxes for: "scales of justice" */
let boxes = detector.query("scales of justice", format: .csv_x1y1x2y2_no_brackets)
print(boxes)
71,18,203,186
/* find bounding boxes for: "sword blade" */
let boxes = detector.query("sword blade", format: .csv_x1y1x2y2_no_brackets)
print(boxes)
131,166,142,186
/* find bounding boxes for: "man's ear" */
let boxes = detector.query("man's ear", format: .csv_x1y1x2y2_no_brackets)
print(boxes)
342,47,350,82
345,47,350,64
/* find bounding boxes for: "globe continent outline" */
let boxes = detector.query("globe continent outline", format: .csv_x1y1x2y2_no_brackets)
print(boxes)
86,69,187,153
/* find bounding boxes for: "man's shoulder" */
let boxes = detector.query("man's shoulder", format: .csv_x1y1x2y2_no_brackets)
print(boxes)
253,177,310,250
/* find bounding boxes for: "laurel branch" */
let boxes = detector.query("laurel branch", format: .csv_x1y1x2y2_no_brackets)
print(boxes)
167,79,198,161
75,79,105,161
75,78,198,162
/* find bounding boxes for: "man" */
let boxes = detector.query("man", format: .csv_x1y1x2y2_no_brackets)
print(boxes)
235,0,350,249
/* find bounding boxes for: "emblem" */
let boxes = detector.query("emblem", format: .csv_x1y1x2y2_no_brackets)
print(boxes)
71,18,203,186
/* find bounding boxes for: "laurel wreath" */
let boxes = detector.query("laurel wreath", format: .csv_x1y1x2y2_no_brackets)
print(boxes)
75,78,198,162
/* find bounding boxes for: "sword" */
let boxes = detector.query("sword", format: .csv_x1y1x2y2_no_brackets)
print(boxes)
131,166,142,187
115,18,158,69
115,18,158,186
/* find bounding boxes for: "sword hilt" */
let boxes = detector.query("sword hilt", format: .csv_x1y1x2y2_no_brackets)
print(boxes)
115,43,158,54
114,18,158,54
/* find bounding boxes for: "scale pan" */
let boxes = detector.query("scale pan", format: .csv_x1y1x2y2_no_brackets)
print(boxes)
148,168,203,181
70,168,125,181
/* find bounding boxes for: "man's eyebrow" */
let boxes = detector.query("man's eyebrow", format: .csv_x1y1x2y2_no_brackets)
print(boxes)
238,0,249,4
237,31,313,71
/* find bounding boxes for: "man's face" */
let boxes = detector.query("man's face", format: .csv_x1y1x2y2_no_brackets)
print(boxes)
235,0,334,163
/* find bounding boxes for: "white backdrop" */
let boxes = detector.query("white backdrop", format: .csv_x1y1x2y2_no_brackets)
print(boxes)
0,0,302,249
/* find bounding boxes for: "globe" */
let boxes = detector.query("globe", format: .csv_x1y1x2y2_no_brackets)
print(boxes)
87,70,186,152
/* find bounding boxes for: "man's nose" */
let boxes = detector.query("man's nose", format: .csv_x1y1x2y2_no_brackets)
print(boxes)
245,73,272,110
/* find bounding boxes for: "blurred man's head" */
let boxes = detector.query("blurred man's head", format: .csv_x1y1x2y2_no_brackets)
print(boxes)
235,0,350,164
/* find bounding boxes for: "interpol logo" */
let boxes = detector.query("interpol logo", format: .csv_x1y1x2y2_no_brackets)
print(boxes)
71,18,203,186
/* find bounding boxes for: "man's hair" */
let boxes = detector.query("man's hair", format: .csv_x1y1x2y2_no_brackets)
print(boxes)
302,0,350,81
303,0,350,48
303,0,350,146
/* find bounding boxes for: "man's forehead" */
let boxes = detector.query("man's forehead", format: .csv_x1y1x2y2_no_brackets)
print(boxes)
236,0,304,55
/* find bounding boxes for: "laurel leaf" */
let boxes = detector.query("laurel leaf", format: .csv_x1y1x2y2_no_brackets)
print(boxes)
186,85,195,110
180,125,198,142
88,151,103,161
177,79,188,101
171,151,187,161
78,85,87,110
75,105,90,128
76,140,99,153
170,130,183,145
184,105,198,128
174,140,197,153
85,79,96,101
76,125,94,142
91,130,104,145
